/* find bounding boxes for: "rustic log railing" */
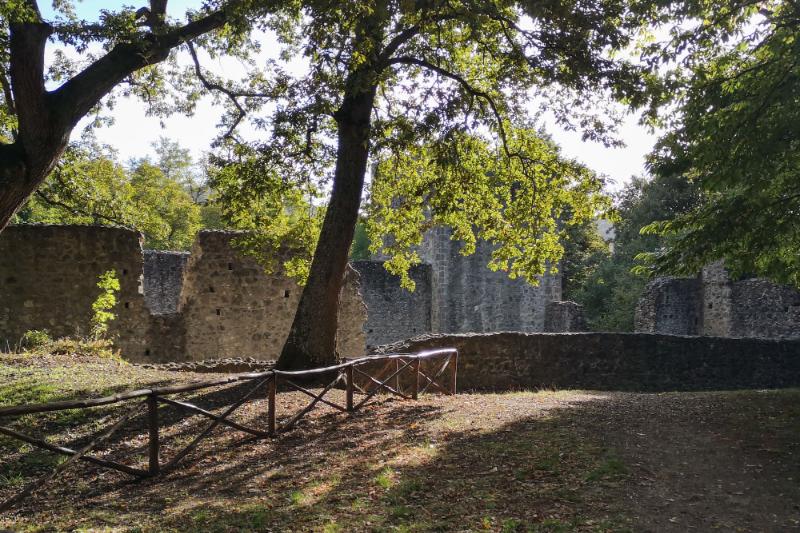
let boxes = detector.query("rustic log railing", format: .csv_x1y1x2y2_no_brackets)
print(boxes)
0,348,457,512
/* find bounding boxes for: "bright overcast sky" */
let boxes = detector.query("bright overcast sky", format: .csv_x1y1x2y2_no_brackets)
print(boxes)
43,0,658,192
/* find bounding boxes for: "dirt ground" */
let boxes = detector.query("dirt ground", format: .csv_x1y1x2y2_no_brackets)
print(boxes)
0,355,798,532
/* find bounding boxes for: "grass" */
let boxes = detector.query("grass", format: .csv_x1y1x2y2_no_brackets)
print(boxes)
0,354,798,532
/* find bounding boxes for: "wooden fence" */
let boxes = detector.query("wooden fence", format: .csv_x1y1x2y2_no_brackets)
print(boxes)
0,348,457,512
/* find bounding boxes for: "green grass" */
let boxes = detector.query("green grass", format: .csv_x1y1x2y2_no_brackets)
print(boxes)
585,455,628,483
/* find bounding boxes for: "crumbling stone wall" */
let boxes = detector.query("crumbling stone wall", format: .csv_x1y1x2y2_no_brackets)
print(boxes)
376,332,800,392
420,227,562,333
0,225,366,362
0,225,151,356
730,279,800,338
177,231,366,361
352,261,432,347
544,301,588,332
635,261,800,338
635,277,703,335
701,261,733,337
143,250,189,315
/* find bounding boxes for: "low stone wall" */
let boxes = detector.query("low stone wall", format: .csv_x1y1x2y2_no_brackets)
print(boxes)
375,332,800,392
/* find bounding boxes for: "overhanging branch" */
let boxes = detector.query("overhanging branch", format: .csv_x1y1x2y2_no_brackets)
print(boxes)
387,56,514,158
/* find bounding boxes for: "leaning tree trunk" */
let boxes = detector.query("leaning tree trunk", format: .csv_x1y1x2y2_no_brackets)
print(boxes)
277,88,377,370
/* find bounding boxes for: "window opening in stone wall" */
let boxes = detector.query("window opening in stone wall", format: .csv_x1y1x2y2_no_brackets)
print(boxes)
228,263,233,271
216,308,221,316
124,302,130,309
284,289,290,298
122,269,128,275
144,349,150,356
708,303,713,309
209,286,215,293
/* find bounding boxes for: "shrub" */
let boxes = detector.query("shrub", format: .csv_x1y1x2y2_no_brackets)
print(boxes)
20,329,52,350
91,270,120,340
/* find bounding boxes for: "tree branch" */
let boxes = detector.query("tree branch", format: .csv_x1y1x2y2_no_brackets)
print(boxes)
187,40,247,140
388,55,513,157
49,0,267,130
33,190,131,228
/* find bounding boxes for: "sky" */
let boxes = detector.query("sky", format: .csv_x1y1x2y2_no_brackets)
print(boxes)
42,0,659,192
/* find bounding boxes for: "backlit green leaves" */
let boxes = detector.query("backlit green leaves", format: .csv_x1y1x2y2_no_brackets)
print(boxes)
367,126,610,289
639,0,800,285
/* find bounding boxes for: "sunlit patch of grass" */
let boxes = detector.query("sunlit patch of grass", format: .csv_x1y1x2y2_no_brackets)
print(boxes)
586,454,628,483
289,489,305,506
375,466,396,489
321,520,341,533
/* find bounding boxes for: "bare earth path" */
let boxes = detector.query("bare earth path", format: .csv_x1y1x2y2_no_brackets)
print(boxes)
0,355,798,532
584,391,800,532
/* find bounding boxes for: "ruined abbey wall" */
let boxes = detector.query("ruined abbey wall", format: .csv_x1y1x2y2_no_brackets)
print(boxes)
635,261,800,338
176,231,366,361
352,261,432,348
0,226,366,362
0,225,152,356
1,224,574,361
420,227,561,334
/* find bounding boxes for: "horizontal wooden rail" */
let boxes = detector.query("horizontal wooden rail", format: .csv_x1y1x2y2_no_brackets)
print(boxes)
0,349,457,418
0,348,458,513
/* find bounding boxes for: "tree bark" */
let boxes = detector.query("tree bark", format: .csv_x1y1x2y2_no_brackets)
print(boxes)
277,87,377,370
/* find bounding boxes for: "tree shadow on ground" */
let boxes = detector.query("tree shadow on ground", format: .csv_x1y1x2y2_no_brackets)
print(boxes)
3,389,800,532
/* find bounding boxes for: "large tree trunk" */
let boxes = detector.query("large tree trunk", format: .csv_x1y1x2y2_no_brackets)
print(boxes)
0,21,69,231
277,88,377,370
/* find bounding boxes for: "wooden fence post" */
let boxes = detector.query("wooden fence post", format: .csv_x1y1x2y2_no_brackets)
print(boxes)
346,365,354,412
267,374,276,435
147,395,160,476
449,352,458,395
412,359,420,400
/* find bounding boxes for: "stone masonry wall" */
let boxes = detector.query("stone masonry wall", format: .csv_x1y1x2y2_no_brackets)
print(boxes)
376,332,800,392
635,277,702,335
420,227,561,333
351,261,432,348
701,261,733,337
143,250,190,315
177,231,366,361
730,279,800,338
636,261,800,338
544,301,587,332
0,225,151,357
0,226,366,362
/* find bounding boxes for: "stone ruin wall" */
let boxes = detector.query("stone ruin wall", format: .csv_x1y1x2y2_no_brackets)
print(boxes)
634,277,703,335
0,225,366,362
419,227,563,334
1,224,581,362
351,261,433,348
544,301,588,332
376,332,800,392
0,225,152,357
635,260,800,338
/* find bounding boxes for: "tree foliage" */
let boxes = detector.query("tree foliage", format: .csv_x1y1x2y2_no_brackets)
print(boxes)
13,140,203,250
0,0,277,230
366,128,610,290
636,0,800,285
572,174,702,331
